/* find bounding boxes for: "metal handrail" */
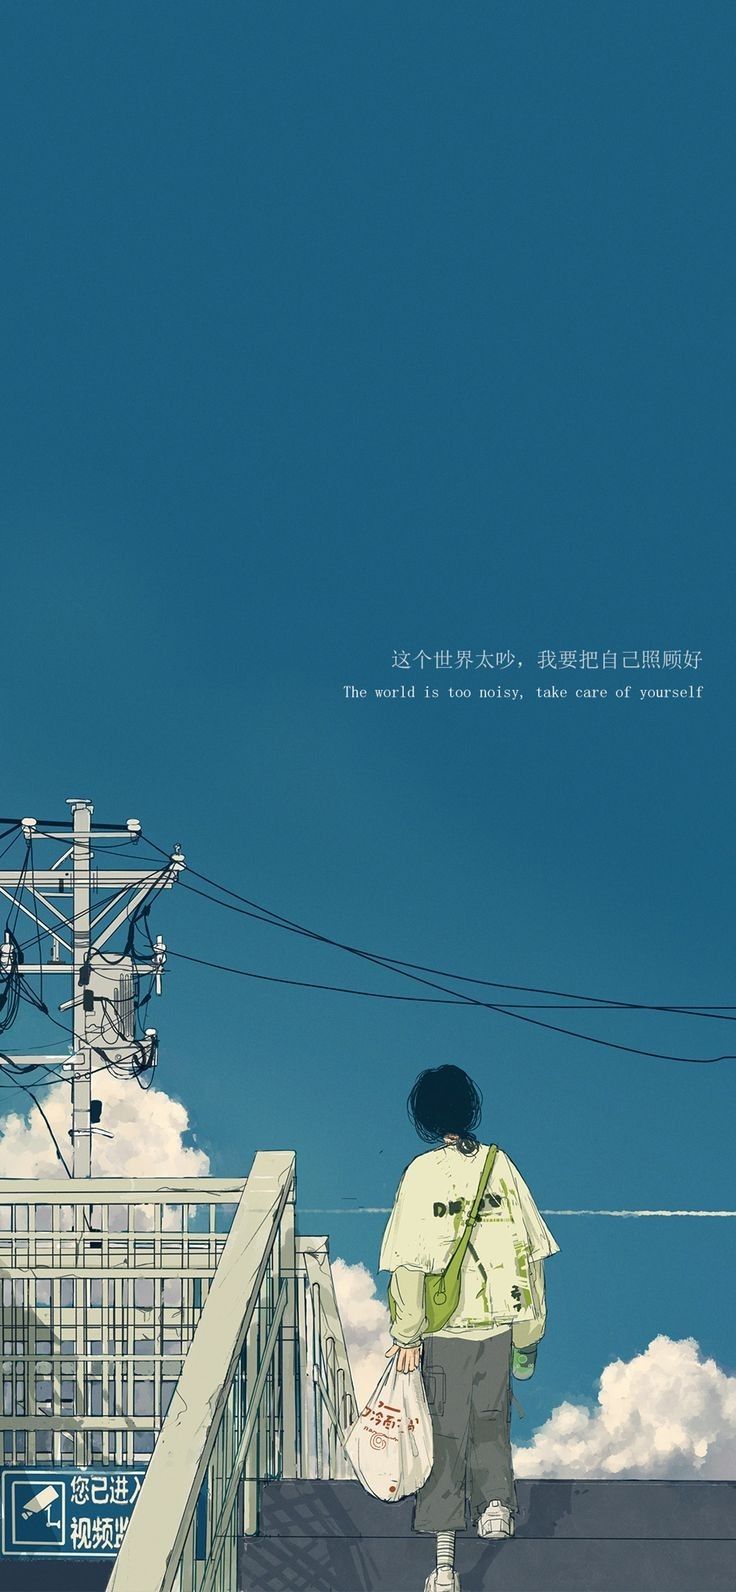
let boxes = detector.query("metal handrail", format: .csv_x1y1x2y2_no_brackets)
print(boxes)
198,1280,288,1592
106,1173,357,1591
299,1238,357,1482
107,1151,298,1592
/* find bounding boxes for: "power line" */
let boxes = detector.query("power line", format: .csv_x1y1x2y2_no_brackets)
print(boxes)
0,811,178,1177
7,1076,72,1176
4,840,31,936
91,843,167,862
144,836,736,1065
165,949,736,1064
0,1064,125,1192
173,893,736,1017
151,838,736,1018
0,828,22,859
168,948,733,1013
0,1059,70,1090
28,831,44,1011
0,854,171,1111
15,866,170,955
168,948,470,1000
12,975,155,1085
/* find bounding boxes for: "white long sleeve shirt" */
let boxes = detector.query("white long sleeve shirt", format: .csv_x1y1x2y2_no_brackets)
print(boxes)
379,1142,559,1347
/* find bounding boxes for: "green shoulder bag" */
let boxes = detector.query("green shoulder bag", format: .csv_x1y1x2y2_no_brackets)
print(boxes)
388,1143,498,1336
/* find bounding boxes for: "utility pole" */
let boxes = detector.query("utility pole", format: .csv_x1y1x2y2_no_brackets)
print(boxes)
0,799,185,1176
70,798,92,1177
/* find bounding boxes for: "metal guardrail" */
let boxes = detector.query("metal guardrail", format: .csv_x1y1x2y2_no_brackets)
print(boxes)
107,1152,356,1592
299,1237,357,1483
0,1176,245,1471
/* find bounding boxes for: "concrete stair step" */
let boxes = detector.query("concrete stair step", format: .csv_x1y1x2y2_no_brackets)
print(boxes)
257,1477,736,1540
239,1534,736,1592
241,1479,736,1592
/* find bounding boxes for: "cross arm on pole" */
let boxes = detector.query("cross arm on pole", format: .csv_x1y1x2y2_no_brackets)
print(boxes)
0,885,72,953
19,963,155,975
0,870,175,889
0,1055,73,1069
91,872,179,954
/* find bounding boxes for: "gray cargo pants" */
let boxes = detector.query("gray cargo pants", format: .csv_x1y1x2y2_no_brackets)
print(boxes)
413,1328,516,1533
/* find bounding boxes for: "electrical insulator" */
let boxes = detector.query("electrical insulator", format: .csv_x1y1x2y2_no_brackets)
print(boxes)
0,932,17,976
126,818,142,837
170,845,186,873
142,1028,158,1070
21,817,37,840
152,934,167,994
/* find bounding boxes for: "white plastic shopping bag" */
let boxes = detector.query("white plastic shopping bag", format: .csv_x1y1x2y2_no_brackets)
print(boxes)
344,1358,433,1501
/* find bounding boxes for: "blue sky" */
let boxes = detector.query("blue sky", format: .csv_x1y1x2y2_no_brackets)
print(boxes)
1,2,734,1435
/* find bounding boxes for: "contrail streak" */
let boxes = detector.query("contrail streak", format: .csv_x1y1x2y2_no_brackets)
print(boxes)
299,1207,736,1218
543,1209,736,1218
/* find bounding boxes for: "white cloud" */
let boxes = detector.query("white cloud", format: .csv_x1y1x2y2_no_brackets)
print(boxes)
515,1335,736,1479
0,1070,210,1178
329,1265,736,1480
332,1257,392,1407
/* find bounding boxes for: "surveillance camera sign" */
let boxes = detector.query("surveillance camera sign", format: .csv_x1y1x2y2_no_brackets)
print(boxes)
1,1468,145,1558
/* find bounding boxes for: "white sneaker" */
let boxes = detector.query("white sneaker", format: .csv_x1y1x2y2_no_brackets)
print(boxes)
477,1498,515,1539
423,1570,461,1592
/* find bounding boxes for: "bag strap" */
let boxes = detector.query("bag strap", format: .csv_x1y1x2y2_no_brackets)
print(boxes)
444,1142,498,1275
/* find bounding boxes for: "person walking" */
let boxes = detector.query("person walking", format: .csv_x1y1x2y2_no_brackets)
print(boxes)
379,1064,559,1592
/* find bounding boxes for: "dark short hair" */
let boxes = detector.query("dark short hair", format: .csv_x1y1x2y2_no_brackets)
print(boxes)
408,1065,483,1149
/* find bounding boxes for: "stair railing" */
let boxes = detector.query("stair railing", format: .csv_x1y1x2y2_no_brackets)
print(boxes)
107,1158,357,1592
107,1150,299,1592
298,1236,358,1482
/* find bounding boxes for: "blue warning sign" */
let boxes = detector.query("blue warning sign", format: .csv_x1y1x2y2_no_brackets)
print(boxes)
1,1467,145,1557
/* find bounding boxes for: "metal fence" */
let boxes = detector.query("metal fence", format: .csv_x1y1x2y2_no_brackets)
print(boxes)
107,1151,356,1592
0,1176,246,1472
